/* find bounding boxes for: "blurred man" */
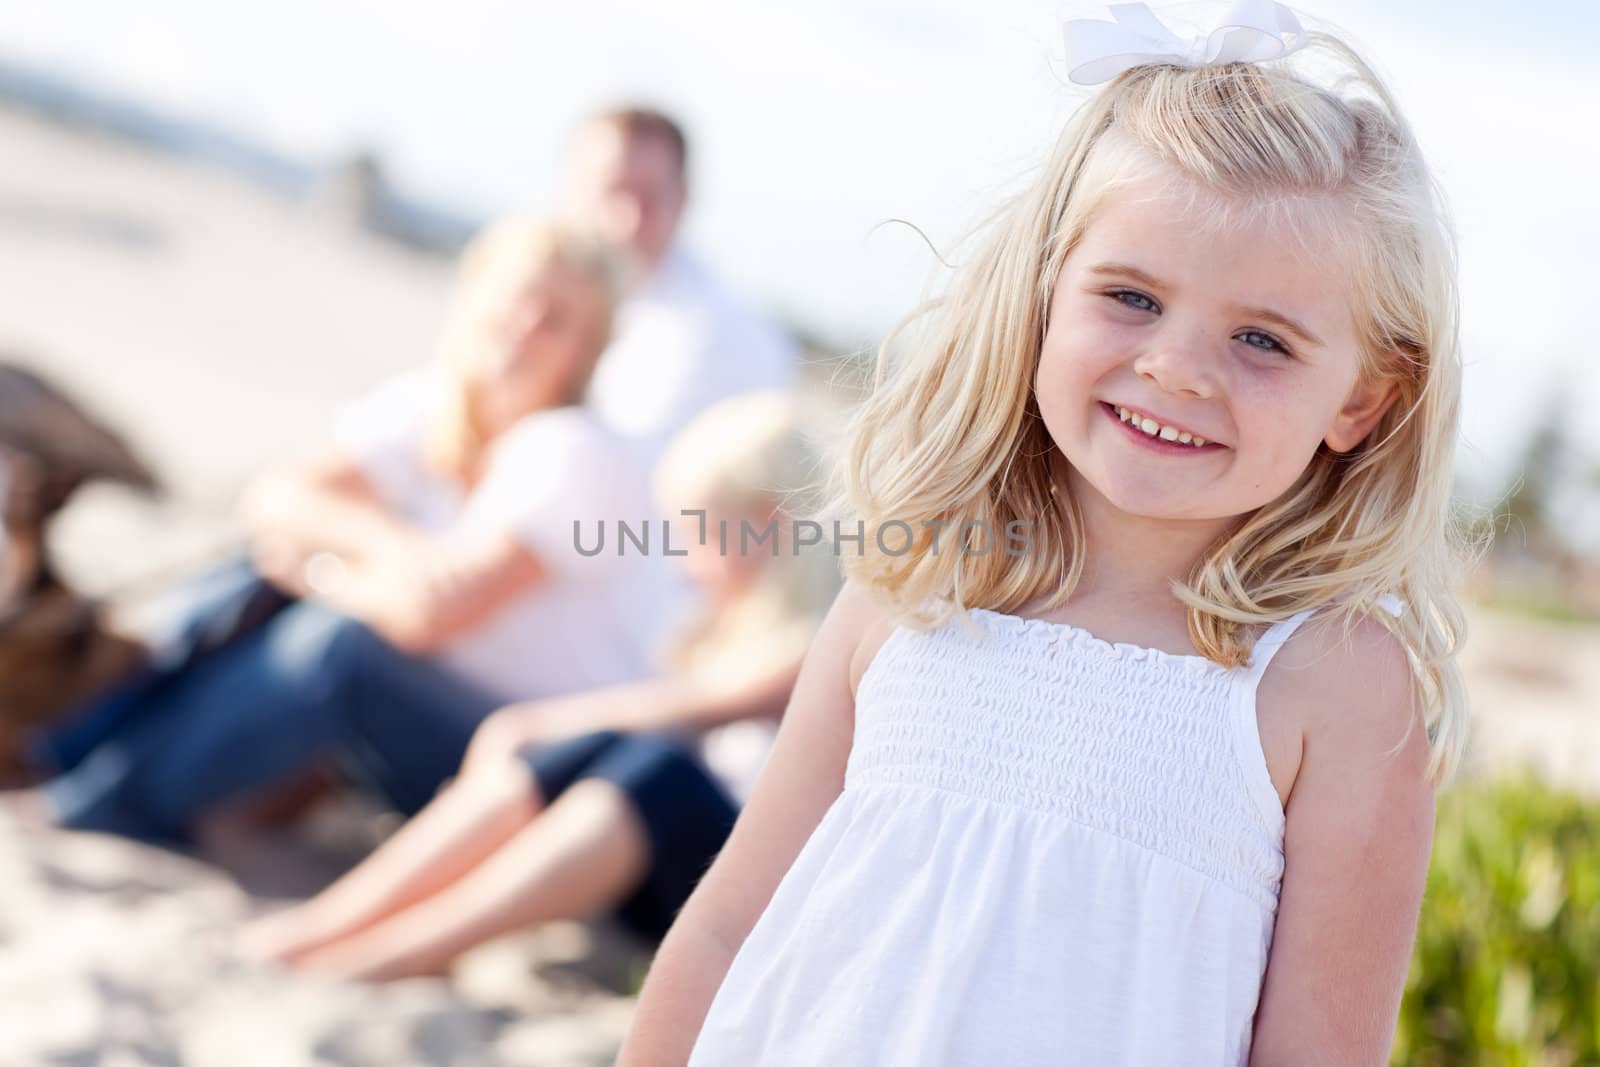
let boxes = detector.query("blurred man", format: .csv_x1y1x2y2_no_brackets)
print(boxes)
561,107,799,468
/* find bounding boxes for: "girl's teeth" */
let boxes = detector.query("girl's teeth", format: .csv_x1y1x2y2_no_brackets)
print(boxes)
1113,405,1209,448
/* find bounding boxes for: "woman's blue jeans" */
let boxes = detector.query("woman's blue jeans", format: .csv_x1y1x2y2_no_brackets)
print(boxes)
38,568,499,844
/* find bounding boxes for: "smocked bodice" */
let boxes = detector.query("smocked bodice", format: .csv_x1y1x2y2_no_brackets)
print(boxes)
848,607,1285,909
685,600,1353,1067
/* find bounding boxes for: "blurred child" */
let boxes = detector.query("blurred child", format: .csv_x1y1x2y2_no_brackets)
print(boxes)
241,391,836,980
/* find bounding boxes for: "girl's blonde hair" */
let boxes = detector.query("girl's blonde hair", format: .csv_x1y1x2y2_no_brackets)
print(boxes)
425,218,621,483
657,390,839,685
833,36,1487,786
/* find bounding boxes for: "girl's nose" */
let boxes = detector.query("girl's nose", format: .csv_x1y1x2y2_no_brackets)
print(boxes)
1130,331,1220,400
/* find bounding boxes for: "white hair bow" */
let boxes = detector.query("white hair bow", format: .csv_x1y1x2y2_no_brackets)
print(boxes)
1063,1,1309,85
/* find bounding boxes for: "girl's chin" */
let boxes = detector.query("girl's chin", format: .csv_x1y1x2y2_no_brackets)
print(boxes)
1074,469,1220,519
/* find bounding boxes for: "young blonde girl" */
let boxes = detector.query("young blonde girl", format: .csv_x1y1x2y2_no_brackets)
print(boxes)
618,7,1479,1065
241,390,837,979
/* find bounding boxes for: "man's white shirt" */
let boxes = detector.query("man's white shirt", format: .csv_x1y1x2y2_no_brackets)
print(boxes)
586,247,799,470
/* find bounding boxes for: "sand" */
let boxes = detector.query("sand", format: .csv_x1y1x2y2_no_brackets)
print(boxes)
0,793,646,1067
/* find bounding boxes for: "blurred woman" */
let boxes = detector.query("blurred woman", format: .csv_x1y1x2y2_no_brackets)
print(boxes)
241,391,836,981
26,218,672,841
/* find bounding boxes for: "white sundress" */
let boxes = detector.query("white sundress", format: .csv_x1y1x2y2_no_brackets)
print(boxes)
687,595,1405,1066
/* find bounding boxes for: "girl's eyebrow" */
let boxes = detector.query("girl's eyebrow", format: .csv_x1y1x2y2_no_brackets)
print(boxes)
1085,261,1326,349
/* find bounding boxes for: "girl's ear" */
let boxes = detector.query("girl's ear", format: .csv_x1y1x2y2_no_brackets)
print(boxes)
1324,374,1400,454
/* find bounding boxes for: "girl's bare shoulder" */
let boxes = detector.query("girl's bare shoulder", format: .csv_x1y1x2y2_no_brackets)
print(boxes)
822,580,898,699
1260,610,1428,805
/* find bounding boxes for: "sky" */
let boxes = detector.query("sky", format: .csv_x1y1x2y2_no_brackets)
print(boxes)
2,0,1597,497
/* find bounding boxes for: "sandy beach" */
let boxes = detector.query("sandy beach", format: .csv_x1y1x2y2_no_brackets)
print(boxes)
2,102,1597,1066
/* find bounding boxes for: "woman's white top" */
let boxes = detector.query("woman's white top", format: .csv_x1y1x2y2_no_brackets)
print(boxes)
333,369,676,703
688,595,1405,1066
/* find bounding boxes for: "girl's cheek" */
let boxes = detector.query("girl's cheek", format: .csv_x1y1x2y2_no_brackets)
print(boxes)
1038,331,1102,396
1034,340,1078,403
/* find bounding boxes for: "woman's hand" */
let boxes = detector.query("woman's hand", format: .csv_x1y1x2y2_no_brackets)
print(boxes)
242,450,554,653
250,531,314,597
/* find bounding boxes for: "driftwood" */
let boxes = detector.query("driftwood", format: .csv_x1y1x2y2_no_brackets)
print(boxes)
0,360,159,783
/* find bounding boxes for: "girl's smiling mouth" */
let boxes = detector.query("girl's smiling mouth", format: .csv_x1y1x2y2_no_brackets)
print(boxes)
1100,401,1228,454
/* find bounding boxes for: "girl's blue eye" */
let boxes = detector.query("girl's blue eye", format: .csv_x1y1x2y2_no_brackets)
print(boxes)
1239,330,1289,355
1108,289,1157,312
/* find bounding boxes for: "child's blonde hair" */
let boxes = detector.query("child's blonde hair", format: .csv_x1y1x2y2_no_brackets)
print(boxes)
425,217,621,483
833,37,1485,786
657,390,839,686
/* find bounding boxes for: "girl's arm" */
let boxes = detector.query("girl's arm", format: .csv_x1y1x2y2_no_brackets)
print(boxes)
1248,616,1436,1067
614,580,889,1067
240,452,547,652
464,665,797,770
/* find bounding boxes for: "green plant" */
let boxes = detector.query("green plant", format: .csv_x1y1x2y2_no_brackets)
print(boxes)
1394,772,1600,1066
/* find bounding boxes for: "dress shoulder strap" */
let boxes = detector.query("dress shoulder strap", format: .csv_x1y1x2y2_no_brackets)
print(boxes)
1241,592,1406,687
1239,608,1317,689
1228,607,1319,833
1228,592,1406,831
